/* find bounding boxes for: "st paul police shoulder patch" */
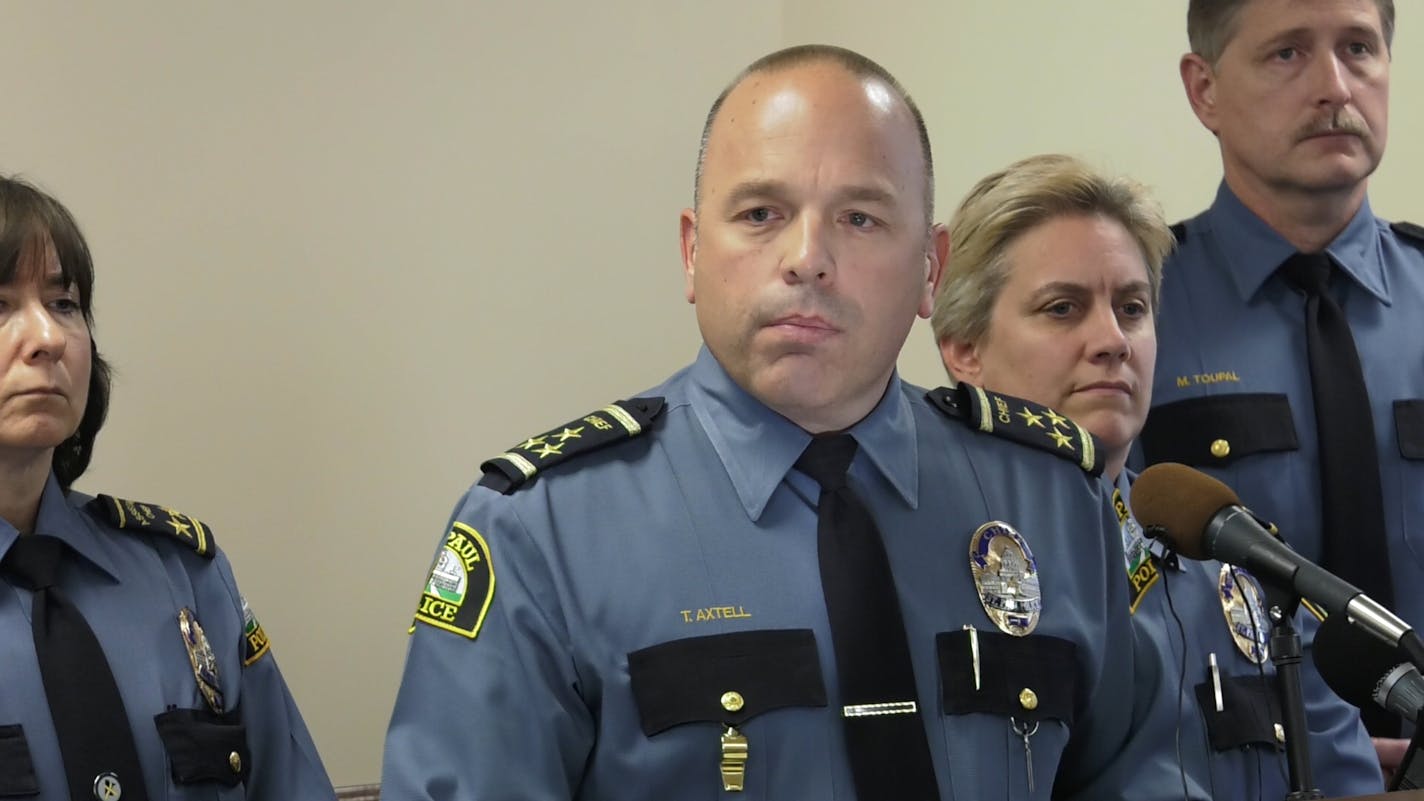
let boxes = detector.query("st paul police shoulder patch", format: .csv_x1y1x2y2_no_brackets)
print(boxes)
241,595,271,666
86,494,216,557
927,383,1104,476
412,522,496,638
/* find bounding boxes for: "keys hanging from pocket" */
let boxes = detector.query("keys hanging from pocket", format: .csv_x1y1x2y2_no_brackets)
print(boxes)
1011,717,1039,793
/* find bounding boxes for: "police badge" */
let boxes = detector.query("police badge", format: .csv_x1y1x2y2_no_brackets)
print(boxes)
969,521,1042,636
177,607,224,713
1218,564,1270,664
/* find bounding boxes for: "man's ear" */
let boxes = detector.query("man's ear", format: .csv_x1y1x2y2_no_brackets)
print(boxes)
919,223,951,319
679,209,697,304
1180,52,1222,134
938,335,983,386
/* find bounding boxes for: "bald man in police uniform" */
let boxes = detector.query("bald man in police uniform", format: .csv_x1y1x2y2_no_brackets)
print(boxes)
383,46,1157,800
1140,0,1421,773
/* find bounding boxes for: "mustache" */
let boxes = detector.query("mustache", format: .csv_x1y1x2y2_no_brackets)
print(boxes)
1296,110,1369,140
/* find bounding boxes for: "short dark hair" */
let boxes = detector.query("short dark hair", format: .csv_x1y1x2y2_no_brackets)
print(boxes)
693,44,935,223
0,176,111,489
1188,0,1396,64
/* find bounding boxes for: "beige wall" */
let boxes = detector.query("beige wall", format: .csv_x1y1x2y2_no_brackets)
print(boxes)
2,1,1418,785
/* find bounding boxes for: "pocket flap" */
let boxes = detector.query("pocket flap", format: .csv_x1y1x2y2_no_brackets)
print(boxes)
1395,400,1424,459
0,724,38,798
153,708,249,787
937,630,1077,726
628,629,826,736
1194,675,1283,751
1141,394,1297,466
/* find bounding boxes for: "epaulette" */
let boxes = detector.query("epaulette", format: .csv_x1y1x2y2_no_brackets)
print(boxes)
478,397,666,494
1170,221,1187,244
927,383,1104,476
85,494,216,557
1391,221,1424,246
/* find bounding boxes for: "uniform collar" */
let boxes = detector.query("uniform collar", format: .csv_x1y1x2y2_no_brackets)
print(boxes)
1203,182,1390,305
0,473,124,583
688,346,919,521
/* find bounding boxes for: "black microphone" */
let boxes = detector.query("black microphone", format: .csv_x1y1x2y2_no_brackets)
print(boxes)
1314,612,1424,723
1132,463,1417,655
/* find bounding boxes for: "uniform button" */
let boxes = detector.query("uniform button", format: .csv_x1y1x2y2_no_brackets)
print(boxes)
720,691,745,712
92,772,122,800
1210,439,1231,459
1018,688,1038,710
1274,723,1285,743
229,751,243,773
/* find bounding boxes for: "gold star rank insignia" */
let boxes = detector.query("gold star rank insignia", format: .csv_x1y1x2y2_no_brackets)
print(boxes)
1017,407,1044,428
84,495,216,557
166,514,194,540
533,442,565,459
926,383,1103,475
480,398,668,494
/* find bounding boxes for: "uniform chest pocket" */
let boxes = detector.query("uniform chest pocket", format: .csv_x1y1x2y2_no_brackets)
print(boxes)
1193,674,1283,752
0,724,39,797
153,708,249,797
1140,394,1298,466
937,631,1078,800
628,629,827,796
1394,401,1424,459
628,629,827,734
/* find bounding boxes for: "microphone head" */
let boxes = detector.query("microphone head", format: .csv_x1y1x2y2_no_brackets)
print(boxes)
1314,612,1409,711
1131,463,1241,560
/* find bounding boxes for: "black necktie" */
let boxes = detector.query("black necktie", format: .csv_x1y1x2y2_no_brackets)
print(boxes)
797,435,940,801
1280,253,1396,736
4,535,151,801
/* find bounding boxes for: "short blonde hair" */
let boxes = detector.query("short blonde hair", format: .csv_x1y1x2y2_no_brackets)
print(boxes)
930,153,1174,348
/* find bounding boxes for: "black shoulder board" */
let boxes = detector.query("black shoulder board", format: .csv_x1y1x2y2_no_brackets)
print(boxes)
1169,221,1187,244
478,396,666,494
85,494,216,557
926,384,1104,476
1392,221,1424,245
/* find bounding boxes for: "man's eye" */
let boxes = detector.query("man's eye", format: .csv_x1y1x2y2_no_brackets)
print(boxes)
847,212,873,229
1274,47,1299,61
744,207,772,223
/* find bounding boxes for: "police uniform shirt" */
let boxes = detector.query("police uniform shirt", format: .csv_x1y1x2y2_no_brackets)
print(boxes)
382,346,1157,801
1142,182,1424,633
1111,471,1380,801
0,474,336,800
1140,182,1424,757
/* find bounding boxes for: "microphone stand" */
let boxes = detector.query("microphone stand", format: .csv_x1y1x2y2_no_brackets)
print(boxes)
1262,584,1323,801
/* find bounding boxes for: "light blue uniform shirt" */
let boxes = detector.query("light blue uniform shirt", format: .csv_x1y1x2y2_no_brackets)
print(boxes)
384,348,1162,800
1113,471,1380,800
0,474,335,800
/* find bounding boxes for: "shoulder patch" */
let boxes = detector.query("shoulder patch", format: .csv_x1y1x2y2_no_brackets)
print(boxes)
927,384,1104,476
1170,221,1187,244
85,495,215,557
1392,221,1424,246
412,522,496,638
477,396,666,494
240,596,271,666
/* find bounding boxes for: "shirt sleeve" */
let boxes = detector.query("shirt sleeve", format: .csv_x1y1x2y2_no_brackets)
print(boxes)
381,488,595,800
213,549,338,800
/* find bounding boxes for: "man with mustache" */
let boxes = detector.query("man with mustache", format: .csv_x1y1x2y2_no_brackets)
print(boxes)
383,45,1152,800
1139,0,1420,777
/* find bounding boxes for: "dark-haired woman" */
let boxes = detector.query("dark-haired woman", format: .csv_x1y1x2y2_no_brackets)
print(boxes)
0,176,334,800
